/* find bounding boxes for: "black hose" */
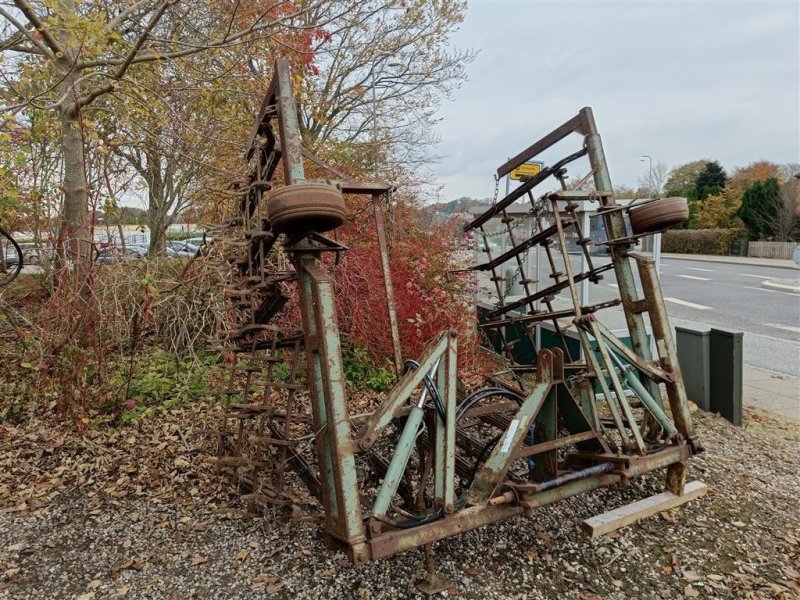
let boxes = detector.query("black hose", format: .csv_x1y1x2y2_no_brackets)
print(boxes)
0,226,23,287
390,491,469,529
455,387,528,489
402,359,446,422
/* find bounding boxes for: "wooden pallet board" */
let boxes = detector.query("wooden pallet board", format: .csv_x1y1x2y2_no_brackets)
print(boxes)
582,480,708,538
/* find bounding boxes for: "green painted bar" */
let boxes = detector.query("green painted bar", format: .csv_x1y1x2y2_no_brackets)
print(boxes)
357,333,448,450
434,356,446,502
312,268,366,541
635,256,696,439
620,365,678,437
444,336,457,509
372,406,425,518
581,107,662,407
587,320,646,454
577,327,631,449
274,59,306,185
295,259,340,528
467,376,551,504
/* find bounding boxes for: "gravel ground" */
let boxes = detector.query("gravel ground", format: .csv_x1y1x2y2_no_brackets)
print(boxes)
1,407,799,600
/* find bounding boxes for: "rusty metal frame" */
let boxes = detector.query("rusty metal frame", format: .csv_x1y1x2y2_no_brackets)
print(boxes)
213,61,701,567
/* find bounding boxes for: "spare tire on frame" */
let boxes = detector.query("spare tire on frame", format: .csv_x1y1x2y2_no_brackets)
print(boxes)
628,197,689,235
267,181,346,236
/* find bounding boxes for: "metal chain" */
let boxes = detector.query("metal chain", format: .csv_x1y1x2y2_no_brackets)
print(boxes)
480,199,548,239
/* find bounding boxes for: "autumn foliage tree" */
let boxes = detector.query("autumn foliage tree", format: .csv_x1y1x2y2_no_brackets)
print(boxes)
738,177,798,242
296,0,472,179
0,0,344,268
696,161,781,229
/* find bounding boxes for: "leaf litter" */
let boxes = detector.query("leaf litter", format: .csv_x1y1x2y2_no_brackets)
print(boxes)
1,405,799,599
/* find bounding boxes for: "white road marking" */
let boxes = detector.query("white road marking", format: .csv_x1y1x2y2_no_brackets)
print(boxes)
664,297,712,310
741,274,767,279
608,283,618,288
677,274,711,281
743,285,799,296
765,323,800,334
687,267,714,272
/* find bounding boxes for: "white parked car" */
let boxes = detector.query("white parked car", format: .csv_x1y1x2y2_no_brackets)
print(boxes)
183,236,211,249
793,244,800,267
167,240,198,257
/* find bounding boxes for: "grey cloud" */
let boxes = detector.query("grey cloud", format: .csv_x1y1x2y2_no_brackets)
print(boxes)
433,1,800,200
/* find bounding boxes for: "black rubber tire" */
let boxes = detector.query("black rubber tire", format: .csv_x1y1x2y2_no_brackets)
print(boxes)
629,197,689,234
267,182,346,235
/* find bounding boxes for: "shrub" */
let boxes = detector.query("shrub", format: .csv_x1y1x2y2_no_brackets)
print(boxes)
342,345,396,392
661,228,748,255
333,204,482,374
0,256,224,418
116,349,220,423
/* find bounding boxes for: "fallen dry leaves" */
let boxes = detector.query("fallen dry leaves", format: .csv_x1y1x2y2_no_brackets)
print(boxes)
0,402,798,599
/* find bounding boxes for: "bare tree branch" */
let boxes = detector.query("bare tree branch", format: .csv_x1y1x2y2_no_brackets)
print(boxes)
0,5,51,57
76,0,175,108
11,0,66,58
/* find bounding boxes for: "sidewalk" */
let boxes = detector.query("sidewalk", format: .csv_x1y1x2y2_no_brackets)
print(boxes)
662,252,799,270
742,365,799,421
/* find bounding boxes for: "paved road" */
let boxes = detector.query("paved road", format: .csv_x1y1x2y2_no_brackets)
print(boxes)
590,257,800,378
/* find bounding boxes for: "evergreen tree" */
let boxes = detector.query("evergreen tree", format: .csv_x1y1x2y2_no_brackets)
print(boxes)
695,161,728,200
738,178,781,240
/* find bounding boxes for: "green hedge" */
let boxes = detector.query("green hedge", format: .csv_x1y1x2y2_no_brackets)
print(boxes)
167,230,203,241
662,228,748,255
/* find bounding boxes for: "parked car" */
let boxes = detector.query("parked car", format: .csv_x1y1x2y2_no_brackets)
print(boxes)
183,237,211,249
167,240,198,257
126,245,148,257
17,243,43,265
94,244,146,264
1,245,20,266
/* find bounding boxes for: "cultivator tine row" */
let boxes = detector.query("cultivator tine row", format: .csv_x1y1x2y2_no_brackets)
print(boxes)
465,107,699,466
207,63,314,513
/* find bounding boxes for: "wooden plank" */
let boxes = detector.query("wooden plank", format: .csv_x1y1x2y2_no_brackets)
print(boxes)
582,480,707,538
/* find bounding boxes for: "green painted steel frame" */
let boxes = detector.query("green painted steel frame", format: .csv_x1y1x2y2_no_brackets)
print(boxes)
294,253,367,561
263,86,698,561
368,332,458,519
467,349,557,505
356,332,451,451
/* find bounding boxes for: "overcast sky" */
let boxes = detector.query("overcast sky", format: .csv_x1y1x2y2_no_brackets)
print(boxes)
432,0,800,201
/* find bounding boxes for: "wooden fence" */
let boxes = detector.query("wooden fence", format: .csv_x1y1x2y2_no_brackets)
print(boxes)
747,241,797,259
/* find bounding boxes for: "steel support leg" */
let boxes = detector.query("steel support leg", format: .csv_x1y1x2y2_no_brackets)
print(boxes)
634,254,697,494
434,334,457,512
582,108,664,410
293,250,367,560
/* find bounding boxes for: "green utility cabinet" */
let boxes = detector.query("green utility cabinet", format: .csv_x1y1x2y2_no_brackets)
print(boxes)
675,326,711,411
709,328,743,426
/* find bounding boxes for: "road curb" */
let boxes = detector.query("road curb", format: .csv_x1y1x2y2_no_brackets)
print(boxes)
663,254,800,271
761,279,800,294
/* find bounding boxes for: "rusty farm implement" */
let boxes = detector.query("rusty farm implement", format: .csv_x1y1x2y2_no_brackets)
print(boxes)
210,60,703,579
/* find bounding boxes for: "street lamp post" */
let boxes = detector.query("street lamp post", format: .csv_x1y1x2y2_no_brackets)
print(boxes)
639,154,662,277
640,154,653,197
